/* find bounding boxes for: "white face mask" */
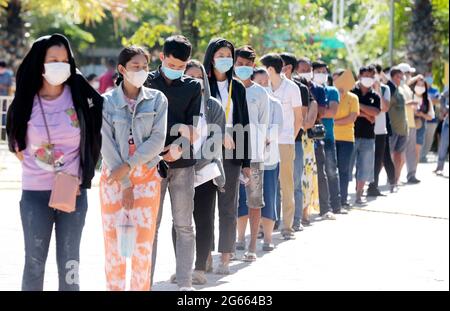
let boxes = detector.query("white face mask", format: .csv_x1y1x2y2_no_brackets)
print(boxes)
124,69,148,88
43,62,71,86
91,81,100,90
415,85,426,95
313,73,328,85
299,72,313,82
195,78,204,90
360,77,375,88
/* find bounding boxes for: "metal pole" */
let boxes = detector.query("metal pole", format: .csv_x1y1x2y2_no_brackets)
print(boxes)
389,0,395,67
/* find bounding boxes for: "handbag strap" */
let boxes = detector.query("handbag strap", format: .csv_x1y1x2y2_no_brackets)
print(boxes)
37,95,56,172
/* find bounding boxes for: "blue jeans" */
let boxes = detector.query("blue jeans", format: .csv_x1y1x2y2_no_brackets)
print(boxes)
262,164,279,221
437,119,449,171
293,140,304,226
336,141,354,205
314,140,331,215
324,139,342,212
350,138,376,182
20,190,88,291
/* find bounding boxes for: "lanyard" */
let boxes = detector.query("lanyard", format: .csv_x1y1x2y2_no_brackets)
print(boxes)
224,80,233,124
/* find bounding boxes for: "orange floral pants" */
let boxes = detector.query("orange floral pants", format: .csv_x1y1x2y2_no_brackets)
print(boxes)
100,164,161,291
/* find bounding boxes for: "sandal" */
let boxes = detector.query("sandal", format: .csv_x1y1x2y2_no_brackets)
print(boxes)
242,252,257,262
257,231,264,239
262,243,275,252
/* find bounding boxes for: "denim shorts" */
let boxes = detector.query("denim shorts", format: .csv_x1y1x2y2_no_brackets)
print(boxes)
238,163,265,217
416,120,427,146
390,133,408,153
353,138,376,182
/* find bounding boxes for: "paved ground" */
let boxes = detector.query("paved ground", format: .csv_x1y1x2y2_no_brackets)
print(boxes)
0,146,448,291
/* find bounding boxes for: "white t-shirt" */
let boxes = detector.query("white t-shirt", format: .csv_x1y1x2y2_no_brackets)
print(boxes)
264,91,284,168
374,84,391,135
246,83,270,163
272,77,302,144
217,80,233,127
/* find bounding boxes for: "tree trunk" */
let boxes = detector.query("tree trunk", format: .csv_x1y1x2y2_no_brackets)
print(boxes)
0,0,28,73
406,0,437,74
177,0,199,56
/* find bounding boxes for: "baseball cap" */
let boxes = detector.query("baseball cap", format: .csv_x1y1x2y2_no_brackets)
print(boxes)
397,63,416,73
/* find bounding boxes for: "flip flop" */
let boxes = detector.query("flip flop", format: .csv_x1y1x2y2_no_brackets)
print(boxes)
242,252,257,262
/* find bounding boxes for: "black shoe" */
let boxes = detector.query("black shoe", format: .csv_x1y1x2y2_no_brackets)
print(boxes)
407,177,421,184
342,202,353,209
366,188,386,197
334,209,348,215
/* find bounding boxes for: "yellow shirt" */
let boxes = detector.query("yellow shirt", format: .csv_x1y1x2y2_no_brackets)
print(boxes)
334,92,360,142
401,84,416,129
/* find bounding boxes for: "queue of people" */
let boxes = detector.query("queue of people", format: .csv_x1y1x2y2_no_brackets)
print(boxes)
5,33,449,291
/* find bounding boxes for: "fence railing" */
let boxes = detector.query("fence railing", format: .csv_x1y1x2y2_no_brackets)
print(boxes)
0,96,13,143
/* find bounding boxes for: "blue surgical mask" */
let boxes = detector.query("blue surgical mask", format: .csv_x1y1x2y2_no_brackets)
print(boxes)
425,76,433,86
235,66,254,81
214,57,233,73
161,64,184,80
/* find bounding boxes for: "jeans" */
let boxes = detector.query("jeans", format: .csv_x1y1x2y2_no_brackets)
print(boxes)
20,190,88,291
314,140,331,216
216,159,241,253
324,139,341,212
152,166,195,288
437,119,449,171
172,180,216,272
420,122,438,161
406,128,418,180
262,165,279,221
335,141,354,205
350,138,376,182
293,140,304,226
368,134,396,189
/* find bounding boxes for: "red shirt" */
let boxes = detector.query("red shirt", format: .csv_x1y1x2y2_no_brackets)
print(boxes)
98,69,115,94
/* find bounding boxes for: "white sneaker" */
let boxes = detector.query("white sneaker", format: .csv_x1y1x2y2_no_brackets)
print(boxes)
322,211,336,220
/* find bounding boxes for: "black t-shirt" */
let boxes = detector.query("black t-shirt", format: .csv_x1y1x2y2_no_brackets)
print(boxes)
351,85,381,139
145,67,202,168
293,78,312,141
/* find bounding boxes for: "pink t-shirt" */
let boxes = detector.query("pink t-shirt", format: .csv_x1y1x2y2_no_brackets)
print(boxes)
22,86,81,190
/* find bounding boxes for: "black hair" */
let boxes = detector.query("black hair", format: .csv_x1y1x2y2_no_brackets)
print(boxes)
280,53,298,72
0,61,6,68
359,65,376,75
163,35,192,62
312,60,328,71
6,33,77,153
383,66,391,74
185,59,203,73
260,53,283,74
372,63,383,74
297,57,312,66
87,73,97,82
203,37,235,82
107,58,116,67
411,78,430,114
115,46,149,85
251,67,268,80
235,45,256,62
390,67,403,79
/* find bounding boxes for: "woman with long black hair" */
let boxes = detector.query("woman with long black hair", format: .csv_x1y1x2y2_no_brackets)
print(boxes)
203,38,251,274
6,34,103,291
